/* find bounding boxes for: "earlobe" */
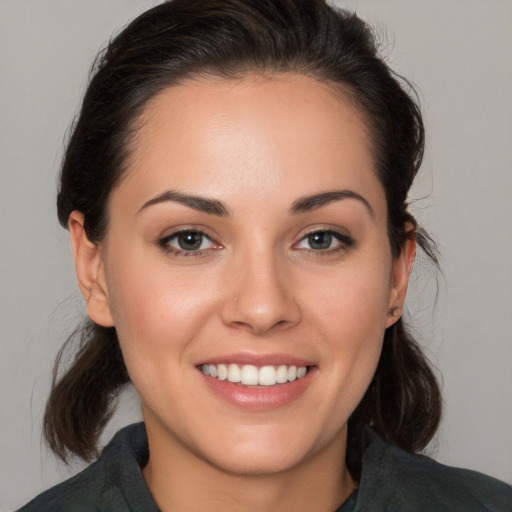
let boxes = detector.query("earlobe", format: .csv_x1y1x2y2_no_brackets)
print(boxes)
69,211,114,327
386,226,416,327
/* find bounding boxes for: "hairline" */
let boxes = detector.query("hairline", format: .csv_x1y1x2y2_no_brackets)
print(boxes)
99,70,384,241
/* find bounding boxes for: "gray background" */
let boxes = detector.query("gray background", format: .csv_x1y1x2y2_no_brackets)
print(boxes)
1,1,511,510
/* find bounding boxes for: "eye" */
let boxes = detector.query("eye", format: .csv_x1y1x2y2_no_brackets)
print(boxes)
159,230,219,255
295,230,354,252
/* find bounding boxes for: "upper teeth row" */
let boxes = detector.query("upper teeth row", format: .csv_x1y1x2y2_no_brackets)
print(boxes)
201,364,307,386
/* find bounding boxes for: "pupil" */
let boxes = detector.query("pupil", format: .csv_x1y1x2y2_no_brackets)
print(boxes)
178,232,202,250
309,232,332,250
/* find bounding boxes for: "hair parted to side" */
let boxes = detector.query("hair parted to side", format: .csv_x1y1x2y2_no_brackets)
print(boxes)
48,0,442,468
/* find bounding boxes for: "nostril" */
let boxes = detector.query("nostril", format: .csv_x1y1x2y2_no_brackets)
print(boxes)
219,273,301,334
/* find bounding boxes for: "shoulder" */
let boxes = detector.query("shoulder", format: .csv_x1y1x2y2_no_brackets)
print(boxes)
16,458,111,512
356,431,512,512
16,423,157,512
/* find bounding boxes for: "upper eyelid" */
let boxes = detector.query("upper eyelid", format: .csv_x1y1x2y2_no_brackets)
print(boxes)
158,229,217,250
157,225,353,247
161,228,212,239
295,225,353,241
293,228,355,249
158,226,217,242
158,230,221,257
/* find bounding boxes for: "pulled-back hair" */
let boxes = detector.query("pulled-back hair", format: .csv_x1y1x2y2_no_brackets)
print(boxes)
46,0,441,469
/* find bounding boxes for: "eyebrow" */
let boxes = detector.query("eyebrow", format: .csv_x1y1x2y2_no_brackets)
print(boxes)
138,188,373,217
139,190,230,216
290,190,374,216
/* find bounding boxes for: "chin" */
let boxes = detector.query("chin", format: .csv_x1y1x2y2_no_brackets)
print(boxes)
197,424,331,477
208,446,307,476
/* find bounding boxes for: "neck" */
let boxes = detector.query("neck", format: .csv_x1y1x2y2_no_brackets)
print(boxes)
142,420,356,512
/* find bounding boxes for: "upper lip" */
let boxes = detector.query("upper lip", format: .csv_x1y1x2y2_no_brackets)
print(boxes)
197,352,315,367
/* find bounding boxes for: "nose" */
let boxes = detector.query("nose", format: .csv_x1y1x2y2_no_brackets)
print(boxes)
220,250,301,335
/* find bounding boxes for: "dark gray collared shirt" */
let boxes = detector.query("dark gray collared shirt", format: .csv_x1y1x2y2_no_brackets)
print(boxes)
17,423,512,511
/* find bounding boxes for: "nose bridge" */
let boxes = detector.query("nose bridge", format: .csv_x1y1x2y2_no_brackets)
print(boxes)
221,242,300,334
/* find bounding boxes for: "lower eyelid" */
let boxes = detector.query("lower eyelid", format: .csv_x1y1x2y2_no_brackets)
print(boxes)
158,229,223,256
157,228,353,255
295,230,354,248
332,232,354,246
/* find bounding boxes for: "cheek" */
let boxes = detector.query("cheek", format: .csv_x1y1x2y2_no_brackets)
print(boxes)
105,253,218,363
306,258,391,336
303,257,391,402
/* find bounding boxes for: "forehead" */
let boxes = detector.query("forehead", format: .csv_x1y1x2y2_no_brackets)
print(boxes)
114,74,386,218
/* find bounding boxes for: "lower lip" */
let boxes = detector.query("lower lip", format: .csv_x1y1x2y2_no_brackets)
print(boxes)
199,368,316,411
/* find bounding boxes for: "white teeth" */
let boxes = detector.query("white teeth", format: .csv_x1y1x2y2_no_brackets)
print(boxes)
217,363,228,381
287,365,297,381
202,363,308,386
227,364,241,383
258,366,277,386
241,365,259,385
276,365,288,383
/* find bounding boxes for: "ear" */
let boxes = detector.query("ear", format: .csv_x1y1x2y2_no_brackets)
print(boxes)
69,211,114,327
385,223,416,328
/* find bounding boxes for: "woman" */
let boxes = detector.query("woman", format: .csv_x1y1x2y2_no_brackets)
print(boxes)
17,0,511,510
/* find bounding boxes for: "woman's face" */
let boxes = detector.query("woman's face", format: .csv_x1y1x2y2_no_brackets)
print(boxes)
79,75,412,476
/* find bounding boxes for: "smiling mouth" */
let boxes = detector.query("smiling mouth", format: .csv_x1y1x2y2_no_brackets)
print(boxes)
200,363,309,386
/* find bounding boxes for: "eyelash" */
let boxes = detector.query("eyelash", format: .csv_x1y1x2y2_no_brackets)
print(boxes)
158,229,220,257
158,228,354,257
294,229,355,255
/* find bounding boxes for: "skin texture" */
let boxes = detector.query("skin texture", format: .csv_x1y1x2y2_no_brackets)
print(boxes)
69,75,415,512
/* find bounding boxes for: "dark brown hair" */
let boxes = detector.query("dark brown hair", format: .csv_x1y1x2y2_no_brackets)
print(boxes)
46,0,441,467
